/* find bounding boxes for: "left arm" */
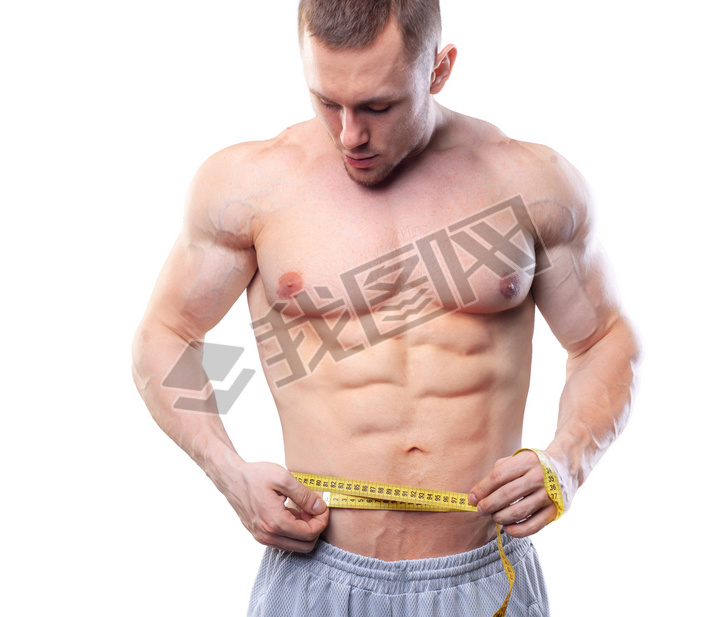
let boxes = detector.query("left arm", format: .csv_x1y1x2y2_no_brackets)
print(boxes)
469,153,643,537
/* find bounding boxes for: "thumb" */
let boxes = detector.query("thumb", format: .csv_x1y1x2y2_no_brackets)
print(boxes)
284,477,327,514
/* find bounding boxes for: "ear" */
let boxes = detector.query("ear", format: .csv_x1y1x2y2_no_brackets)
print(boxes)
430,44,457,95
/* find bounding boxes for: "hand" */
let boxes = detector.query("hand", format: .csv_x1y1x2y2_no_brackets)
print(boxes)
468,450,568,538
215,461,329,552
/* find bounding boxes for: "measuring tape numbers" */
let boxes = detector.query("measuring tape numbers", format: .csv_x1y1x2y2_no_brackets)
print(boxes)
292,448,564,617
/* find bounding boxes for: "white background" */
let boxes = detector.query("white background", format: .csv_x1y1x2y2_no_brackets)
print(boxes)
2,1,714,614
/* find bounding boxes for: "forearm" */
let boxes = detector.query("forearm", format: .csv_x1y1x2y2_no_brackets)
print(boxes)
131,320,245,481
548,315,642,490
132,320,329,551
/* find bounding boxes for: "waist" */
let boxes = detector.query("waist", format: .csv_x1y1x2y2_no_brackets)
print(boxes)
288,444,515,559
320,508,498,560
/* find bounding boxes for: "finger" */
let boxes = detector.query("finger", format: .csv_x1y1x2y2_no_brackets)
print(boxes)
254,528,321,553
469,455,534,505
491,491,551,527
256,506,328,547
470,461,543,512
287,506,331,536
289,504,330,526
277,474,327,515
476,472,546,517
502,503,557,538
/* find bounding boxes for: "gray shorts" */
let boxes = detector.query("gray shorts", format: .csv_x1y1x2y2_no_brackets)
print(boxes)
248,534,550,616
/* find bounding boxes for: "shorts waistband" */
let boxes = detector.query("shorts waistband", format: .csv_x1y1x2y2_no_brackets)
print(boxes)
295,534,533,594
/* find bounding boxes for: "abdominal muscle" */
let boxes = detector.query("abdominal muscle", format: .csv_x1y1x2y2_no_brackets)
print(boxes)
264,304,535,561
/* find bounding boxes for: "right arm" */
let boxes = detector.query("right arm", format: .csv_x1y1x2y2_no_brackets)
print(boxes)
131,146,327,552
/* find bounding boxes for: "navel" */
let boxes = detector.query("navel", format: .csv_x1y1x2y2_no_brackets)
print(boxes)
277,271,304,299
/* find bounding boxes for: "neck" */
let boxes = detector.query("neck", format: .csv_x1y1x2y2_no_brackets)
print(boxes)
408,102,449,161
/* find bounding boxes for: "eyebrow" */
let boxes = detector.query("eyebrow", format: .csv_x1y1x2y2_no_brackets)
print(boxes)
309,89,399,108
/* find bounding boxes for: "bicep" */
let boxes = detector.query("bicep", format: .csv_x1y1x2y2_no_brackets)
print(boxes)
146,228,257,342
532,228,621,355
141,145,263,341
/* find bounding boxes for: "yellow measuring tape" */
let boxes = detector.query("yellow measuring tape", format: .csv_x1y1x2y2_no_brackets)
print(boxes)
293,448,564,617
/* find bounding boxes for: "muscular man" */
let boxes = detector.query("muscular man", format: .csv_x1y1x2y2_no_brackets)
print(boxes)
132,1,641,614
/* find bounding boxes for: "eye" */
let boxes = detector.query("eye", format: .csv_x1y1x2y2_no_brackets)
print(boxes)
367,106,391,115
319,99,341,110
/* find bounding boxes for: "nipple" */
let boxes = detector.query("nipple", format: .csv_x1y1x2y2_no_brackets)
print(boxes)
277,271,304,299
499,274,521,300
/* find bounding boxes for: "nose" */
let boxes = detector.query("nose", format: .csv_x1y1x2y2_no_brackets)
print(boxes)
340,110,368,150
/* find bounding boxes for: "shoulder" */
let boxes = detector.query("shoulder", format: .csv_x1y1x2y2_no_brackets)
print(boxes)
520,141,594,248
480,132,595,248
183,122,317,249
444,112,594,247
188,121,315,205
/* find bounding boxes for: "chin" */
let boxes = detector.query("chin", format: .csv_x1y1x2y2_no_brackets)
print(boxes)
343,160,401,188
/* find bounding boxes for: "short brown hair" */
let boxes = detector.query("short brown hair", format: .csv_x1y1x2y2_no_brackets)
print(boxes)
298,0,441,63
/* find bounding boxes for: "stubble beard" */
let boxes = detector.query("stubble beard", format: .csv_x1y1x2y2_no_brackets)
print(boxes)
342,108,432,188
343,158,400,188
342,132,426,188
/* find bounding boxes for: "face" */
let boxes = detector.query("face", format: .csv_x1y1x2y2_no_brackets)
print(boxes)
301,21,435,187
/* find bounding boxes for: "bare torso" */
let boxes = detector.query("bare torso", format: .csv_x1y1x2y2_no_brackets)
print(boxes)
226,109,564,560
